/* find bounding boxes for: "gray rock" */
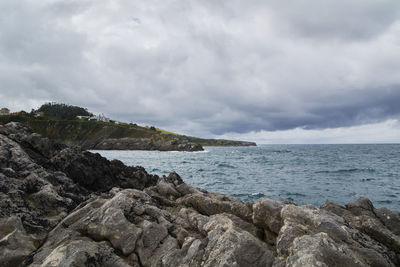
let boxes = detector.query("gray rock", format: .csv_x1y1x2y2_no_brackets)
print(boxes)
178,192,253,222
202,214,275,267
253,198,285,245
30,239,131,267
1,122,399,267
0,216,39,266
93,137,204,152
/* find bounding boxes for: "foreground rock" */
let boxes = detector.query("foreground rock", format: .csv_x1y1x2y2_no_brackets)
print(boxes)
0,122,399,266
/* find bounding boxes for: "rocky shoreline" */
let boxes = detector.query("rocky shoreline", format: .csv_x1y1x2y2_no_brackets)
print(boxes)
83,137,205,152
87,138,256,152
0,113,256,152
0,122,399,266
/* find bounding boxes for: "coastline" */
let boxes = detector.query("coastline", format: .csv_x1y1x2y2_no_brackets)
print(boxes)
0,115,256,152
0,122,399,266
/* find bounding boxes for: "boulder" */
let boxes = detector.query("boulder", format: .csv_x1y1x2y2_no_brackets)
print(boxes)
0,216,39,266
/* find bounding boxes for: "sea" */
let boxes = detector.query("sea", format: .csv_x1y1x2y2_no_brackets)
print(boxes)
94,144,400,211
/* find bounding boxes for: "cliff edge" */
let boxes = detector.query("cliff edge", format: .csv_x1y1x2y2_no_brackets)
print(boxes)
0,122,399,266
0,114,256,151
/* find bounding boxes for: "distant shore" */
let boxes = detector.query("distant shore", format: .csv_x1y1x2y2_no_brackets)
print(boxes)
0,113,256,152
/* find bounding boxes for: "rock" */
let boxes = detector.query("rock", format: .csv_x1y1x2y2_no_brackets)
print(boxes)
323,197,400,257
0,122,399,266
28,239,131,267
375,207,400,235
277,202,400,266
178,192,253,222
92,137,205,152
287,233,363,267
201,214,275,267
155,179,181,199
0,123,158,266
0,216,39,266
253,198,285,245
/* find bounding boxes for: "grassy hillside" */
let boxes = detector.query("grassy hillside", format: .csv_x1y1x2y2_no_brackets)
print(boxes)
0,113,256,148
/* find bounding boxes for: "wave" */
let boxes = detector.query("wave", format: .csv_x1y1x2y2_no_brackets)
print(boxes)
360,178,375,182
269,150,291,153
211,171,227,176
167,150,209,153
217,163,236,169
286,192,307,197
377,200,393,204
315,168,376,174
191,150,209,153
251,192,266,197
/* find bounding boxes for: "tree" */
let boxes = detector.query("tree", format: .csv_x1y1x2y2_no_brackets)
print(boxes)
36,102,93,120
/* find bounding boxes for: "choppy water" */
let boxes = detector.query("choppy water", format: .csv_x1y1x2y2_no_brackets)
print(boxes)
94,144,400,211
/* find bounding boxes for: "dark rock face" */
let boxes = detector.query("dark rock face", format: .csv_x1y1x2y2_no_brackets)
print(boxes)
89,137,204,152
0,122,399,266
0,122,158,266
231,141,257,146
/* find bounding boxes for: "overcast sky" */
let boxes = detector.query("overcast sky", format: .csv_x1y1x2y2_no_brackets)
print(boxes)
1,0,399,143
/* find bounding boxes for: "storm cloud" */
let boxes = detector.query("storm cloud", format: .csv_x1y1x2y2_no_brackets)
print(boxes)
1,0,400,141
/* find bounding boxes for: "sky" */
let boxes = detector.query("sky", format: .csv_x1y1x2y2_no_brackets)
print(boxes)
1,0,399,143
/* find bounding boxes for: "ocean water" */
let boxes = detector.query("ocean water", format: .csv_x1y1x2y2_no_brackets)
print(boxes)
94,144,400,211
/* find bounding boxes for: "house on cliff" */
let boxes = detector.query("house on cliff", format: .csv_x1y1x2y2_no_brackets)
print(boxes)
98,114,110,122
0,108,10,115
77,115,90,120
34,111,44,117
86,114,110,122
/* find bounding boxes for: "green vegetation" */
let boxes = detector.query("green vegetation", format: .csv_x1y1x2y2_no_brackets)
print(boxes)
36,102,92,120
0,104,256,148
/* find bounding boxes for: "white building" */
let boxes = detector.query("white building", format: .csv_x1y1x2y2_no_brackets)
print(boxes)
86,114,110,122
76,115,90,120
0,108,10,115
34,111,44,117
98,114,110,122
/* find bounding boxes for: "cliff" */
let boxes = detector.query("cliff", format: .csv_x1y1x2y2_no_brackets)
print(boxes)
0,115,256,151
0,122,399,266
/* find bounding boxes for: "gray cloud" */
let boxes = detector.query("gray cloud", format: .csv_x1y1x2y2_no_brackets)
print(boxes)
0,0,400,139
269,0,400,40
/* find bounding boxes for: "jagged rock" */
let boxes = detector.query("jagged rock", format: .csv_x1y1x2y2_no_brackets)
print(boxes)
322,198,400,257
0,216,39,266
375,207,400,235
278,203,399,266
178,192,253,222
0,122,399,267
252,198,285,245
0,122,158,266
201,214,275,267
28,239,131,267
253,198,284,234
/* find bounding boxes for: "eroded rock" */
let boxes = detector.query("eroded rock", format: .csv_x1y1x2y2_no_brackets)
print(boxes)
0,122,399,267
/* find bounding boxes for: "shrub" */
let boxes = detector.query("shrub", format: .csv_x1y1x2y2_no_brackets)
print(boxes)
35,102,92,120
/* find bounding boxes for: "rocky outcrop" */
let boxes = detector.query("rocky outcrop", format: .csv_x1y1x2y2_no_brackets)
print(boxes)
1,115,257,151
0,122,399,266
203,140,257,147
91,137,204,152
235,141,257,146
